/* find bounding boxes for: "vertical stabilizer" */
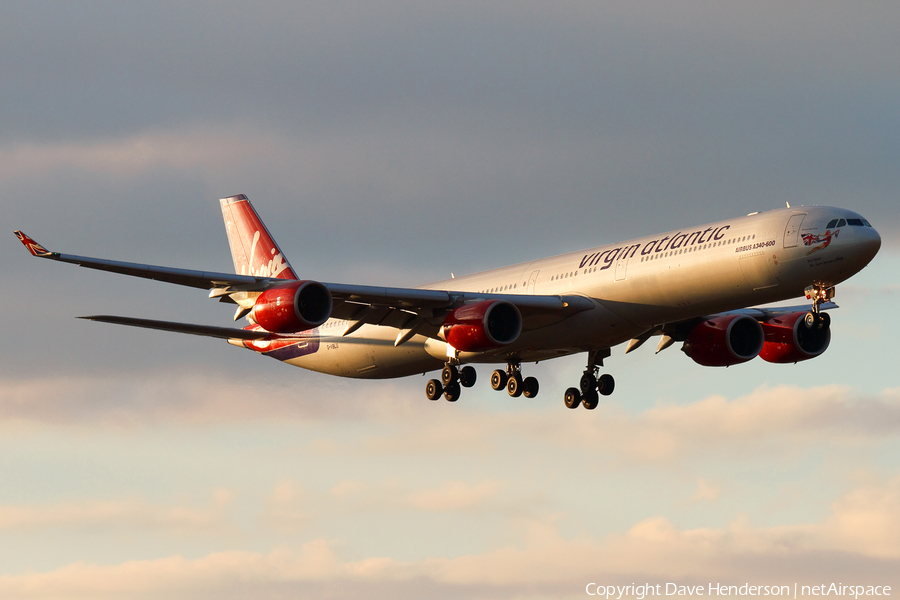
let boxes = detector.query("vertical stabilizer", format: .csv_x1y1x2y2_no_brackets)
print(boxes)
219,194,298,280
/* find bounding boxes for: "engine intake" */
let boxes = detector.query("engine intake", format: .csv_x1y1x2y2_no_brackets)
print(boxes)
251,280,333,333
682,314,764,367
760,311,830,363
442,300,522,352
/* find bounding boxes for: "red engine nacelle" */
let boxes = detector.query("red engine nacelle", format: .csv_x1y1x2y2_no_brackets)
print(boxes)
251,280,333,333
442,300,522,352
682,314,764,367
760,311,830,363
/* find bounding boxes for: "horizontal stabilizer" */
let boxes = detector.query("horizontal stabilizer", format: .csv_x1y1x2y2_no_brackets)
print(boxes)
78,315,271,340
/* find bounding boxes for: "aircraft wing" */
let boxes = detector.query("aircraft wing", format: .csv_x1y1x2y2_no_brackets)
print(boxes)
15,231,593,336
719,302,838,320
622,301,839,355
15,231,266,290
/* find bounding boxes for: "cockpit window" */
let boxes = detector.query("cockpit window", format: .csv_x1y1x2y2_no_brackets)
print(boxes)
826,219,838,229
847,218,864,226
837,218,846,227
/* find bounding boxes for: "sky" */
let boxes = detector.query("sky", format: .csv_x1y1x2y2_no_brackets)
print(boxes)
2,2,899,598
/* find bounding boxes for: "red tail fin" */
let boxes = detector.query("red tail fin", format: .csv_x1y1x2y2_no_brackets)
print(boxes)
219,195,298,280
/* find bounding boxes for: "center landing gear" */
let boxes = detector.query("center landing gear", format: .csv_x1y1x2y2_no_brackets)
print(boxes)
564,349,614,410
490,363,539,398
425,361,477,402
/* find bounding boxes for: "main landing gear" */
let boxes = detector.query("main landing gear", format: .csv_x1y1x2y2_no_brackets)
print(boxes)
425,351,615,409
489,363,539,398
424,361,539,401
425,362,477,402
564,349,614,410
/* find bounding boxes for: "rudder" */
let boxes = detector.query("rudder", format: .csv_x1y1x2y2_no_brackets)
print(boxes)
220,194,298,279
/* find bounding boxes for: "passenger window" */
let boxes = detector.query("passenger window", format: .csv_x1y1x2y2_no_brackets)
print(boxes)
826,219,838,229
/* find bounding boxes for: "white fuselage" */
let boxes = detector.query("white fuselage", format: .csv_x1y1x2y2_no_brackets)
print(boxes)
271,205,880,378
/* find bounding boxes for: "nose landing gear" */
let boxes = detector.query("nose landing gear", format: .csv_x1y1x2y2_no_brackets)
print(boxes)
803,283,835,330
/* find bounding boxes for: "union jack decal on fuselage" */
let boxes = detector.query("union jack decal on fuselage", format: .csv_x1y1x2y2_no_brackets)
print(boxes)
803,229,839,255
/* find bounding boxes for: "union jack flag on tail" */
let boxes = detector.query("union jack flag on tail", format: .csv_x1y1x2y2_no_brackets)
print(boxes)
14,231,52,257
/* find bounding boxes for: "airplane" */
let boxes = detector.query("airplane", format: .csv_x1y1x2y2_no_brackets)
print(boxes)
15,195,881,409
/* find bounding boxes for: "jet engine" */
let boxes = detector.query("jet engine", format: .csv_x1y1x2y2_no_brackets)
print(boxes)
441,300,522,352
682,314,764,367
759,311,830,363
251,280,333,333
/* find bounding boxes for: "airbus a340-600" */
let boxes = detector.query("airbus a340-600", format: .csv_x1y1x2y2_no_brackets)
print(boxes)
15,195,881,409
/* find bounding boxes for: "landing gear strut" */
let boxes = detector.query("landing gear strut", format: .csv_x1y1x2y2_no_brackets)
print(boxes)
564,348,614,410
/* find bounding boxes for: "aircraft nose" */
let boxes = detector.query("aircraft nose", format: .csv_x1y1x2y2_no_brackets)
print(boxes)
857,224,882,263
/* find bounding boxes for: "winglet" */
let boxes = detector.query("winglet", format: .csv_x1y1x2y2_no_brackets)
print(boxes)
14,231,53,257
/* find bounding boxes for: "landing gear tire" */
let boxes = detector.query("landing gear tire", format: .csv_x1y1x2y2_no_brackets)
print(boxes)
490,369,508,391
443,381,461,402
580,372,597,395
582,389,599,410
507,373,523,398
425,379,443,401
818,312,831,329
522,376,539,398
597,374,615,396
564,387,581,409
441,364,458,386
459,366,477,388
804,311,816,329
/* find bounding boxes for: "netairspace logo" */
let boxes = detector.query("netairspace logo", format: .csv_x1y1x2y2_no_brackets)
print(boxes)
585,583,892,599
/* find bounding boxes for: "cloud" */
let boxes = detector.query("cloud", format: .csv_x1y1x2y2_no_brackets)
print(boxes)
0,130,262,180
358,384,900,462
261,480,311,533
0,371,423,428
0,489,233,534
260,478,512,530
2,477,898,599
406,481,504,513
3,374,899,462
689,479,721,503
